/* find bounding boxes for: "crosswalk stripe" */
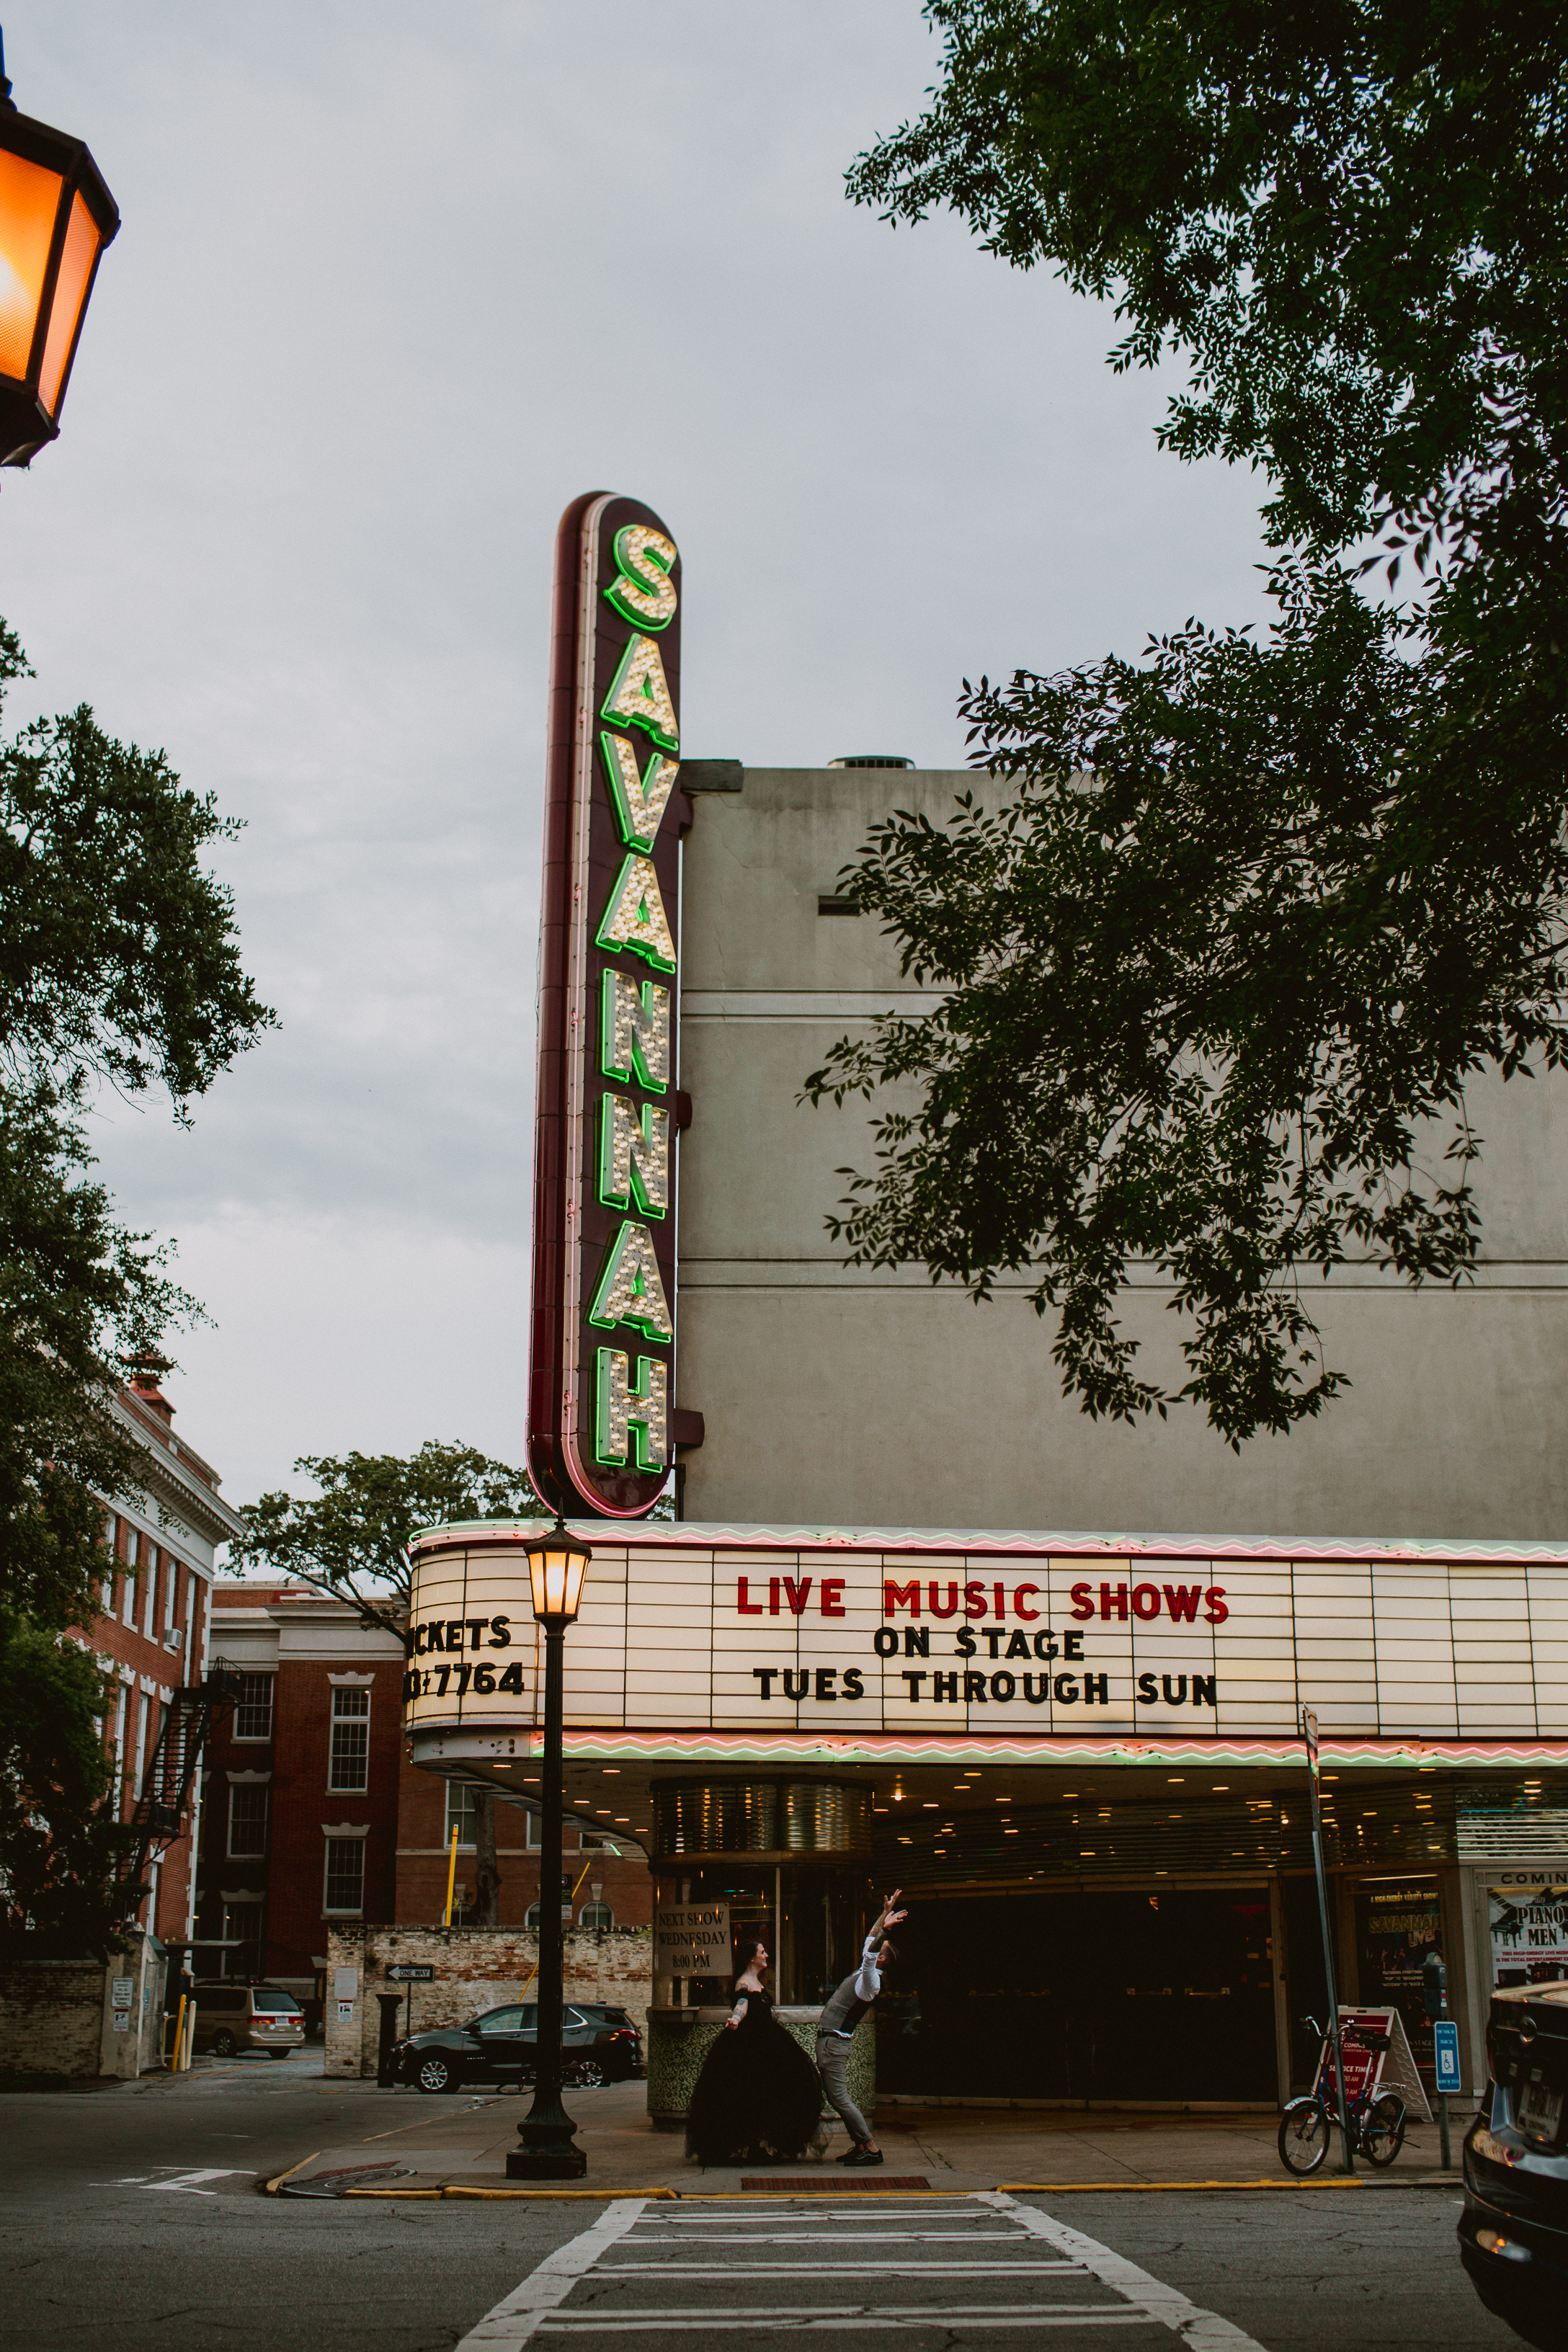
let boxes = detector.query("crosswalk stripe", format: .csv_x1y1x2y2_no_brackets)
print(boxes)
537,2309,1152,2334
984,2195,1270,2352
455,2190,1265,2348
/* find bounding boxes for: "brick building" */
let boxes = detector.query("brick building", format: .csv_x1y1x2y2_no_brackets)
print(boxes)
199,1582,651,2003
195,1587,404,1993
79,1376,246,1951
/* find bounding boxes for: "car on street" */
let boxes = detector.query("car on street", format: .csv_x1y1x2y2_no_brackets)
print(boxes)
189,1980,306,2059
1459,1977,1568,2347
393,2001,643,2093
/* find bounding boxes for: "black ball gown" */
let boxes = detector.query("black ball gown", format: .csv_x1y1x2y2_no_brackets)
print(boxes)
685,1984,823,2164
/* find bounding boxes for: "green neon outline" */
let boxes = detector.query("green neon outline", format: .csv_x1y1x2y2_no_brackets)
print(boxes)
598,969,669,1094
602,525,677,634
594,1345,667,1470
598,729,677,854
594,853,677,974
586,1218,673,1340
597,1090,667,1220
600,633,679,754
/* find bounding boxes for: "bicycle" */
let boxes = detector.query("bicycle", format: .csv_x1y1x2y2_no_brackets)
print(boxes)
1278,2015,1408,2174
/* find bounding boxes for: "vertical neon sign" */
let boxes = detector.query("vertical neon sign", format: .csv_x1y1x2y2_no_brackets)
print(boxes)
529,494,688,1515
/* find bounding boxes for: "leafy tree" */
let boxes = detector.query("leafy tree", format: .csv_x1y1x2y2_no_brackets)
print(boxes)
847,1,1566,581
0,616,273,1618
811,2,1568,1440
0,618,271,1940
236,1444,542,1924
0,1613,135,1956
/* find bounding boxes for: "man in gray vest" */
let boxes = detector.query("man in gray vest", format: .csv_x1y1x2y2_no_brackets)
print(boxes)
816,1888,907,2166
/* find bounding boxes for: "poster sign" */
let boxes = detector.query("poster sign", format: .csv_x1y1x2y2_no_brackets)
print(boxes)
110,1976,133,2010
1312,2006,1432,2122
336,2000,355,2024
1490,1881,1568,1987
654,1902,731,1977
529,491,690,1519
1355,1876,1441,2073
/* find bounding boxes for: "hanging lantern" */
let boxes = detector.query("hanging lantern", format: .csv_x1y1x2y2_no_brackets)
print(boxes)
0,35,119,467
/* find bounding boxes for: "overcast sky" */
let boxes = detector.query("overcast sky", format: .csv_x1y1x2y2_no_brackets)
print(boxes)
5,4,1269,1515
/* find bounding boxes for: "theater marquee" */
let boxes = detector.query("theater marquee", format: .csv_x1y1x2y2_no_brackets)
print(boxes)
402,1525,1568,1756
528,491,691,1520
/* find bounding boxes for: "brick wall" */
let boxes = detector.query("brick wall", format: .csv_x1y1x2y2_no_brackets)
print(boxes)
264,1656,403,1979
0,1959,106,2078
324,1922,652,2078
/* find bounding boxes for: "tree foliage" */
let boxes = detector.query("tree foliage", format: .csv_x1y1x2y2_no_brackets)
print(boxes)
235,1443,541,1636
0,618,270,1941
813,2,1568,1439
0,1085,195,1623
848,0,1567,578
0,618,273,1622
0,1611,132,1956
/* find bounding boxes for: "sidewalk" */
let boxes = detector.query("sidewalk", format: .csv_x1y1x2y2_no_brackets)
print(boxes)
272,2082,1470,2197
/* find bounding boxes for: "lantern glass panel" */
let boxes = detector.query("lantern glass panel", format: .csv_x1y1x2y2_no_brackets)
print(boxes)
527,1533,590,1623
0,148,62,380
39,189,99,415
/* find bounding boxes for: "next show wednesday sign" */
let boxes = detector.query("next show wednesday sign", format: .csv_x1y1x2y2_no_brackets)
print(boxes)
528,491,691,1519
402,1528,1568,1746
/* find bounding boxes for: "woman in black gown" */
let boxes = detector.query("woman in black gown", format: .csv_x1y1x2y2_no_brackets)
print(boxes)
685,1938,823,2165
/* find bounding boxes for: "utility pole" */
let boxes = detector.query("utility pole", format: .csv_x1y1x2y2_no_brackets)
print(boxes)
1302,1706,1355,2174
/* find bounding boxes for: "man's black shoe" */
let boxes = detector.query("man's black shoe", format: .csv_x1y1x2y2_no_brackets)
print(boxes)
842,2147,883,2167
834,2145,860,2162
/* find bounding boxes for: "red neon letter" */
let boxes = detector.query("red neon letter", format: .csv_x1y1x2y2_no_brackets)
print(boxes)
736,1577,762,1615
1203,1586,1229,1625
821,1580,845,1617
1012,1583,1041,1621
1068,1581,1094,1621
884,1580,920,1617
783,1577,813,1616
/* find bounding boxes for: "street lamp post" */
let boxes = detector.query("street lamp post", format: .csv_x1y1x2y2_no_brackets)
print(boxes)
507,1515,592,2180
0,30,120,468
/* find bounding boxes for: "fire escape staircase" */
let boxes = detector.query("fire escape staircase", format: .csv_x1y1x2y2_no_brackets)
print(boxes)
112,1658,243,1924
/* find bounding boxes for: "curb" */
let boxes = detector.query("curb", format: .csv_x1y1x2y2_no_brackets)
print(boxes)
267,2170,1462,2201
997,2176,1460,2193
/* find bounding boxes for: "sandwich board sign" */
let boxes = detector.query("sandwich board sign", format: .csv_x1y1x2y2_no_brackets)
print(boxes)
1312,2005,1433,2121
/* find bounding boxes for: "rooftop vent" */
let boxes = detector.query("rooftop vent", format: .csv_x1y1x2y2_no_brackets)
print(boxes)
827,754,914,770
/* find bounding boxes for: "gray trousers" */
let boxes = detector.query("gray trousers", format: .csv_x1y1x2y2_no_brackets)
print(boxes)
815,2031,873,2145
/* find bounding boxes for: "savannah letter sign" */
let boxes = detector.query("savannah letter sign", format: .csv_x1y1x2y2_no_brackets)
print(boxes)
530,492,687,1517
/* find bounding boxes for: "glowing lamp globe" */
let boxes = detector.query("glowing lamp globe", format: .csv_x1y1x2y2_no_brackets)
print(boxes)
525,1518,592,1626
0,40,119,468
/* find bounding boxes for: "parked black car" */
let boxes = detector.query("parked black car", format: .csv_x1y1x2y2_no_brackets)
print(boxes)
1460,1979,1568,2347
393,2002,642,2093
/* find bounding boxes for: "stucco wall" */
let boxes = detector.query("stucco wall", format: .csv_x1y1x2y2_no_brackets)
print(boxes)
677,766,1568,1540
324,1923,651,2078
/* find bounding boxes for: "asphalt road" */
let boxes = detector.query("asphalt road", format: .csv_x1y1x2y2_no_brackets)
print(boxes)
0,2059,1528,2351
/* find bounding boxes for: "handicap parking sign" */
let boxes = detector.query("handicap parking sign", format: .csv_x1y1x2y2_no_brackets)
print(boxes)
1433,2018,1461,2093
